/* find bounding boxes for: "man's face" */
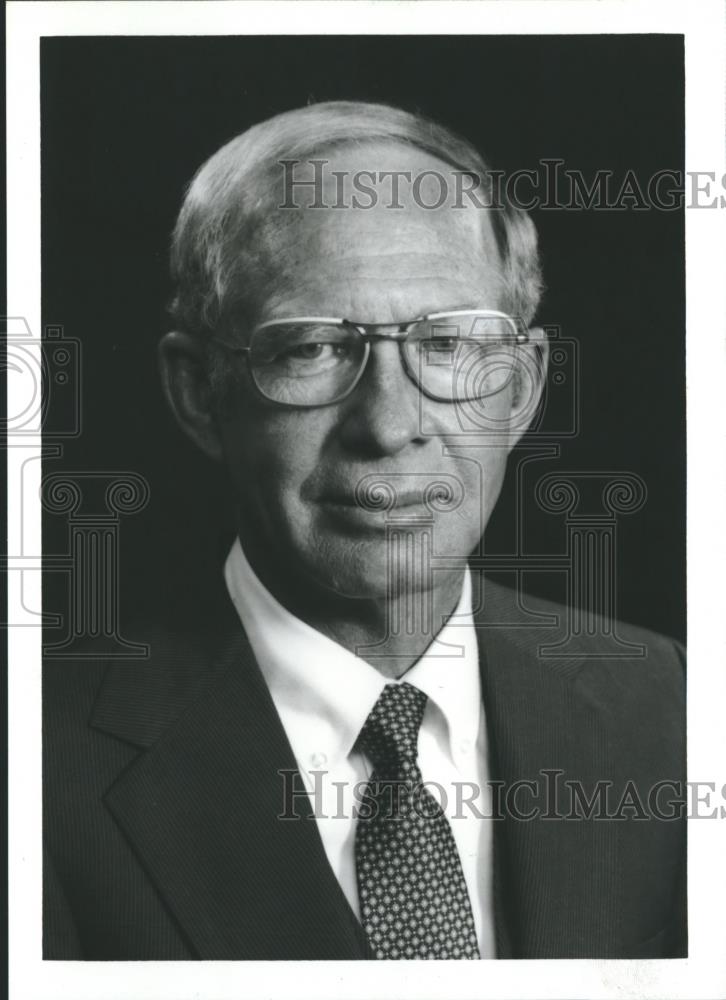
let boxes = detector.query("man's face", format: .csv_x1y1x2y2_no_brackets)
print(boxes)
214,143,532,599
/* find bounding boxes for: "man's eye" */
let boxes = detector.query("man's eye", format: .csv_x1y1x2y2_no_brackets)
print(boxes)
272,342,353,371
284,342,347,361
288,342,327,360
426,338,460,352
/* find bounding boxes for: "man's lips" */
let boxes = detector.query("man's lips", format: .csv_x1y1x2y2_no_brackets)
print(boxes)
310,474,464,520
321,488,426,509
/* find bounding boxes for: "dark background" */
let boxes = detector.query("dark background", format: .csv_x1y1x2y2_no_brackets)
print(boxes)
41,35,685,642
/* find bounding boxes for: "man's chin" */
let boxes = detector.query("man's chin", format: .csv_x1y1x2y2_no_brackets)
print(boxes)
304,532,437,601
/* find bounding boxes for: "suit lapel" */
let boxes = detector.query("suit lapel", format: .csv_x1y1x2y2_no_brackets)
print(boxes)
474,578,621,958
91,600,369,960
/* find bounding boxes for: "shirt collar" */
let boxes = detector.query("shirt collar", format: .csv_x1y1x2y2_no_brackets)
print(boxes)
224,537,481,773
404,568,481,763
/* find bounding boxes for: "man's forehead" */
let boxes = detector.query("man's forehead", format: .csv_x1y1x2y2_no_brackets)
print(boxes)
268,139,497,243
255,220,503,323
263,207,489,268
246,141,504,316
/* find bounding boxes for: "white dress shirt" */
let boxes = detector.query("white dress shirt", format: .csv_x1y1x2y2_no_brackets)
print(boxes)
224,538,496,956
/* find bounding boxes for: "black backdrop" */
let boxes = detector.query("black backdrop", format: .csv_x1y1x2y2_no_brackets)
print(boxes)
41,35,685,641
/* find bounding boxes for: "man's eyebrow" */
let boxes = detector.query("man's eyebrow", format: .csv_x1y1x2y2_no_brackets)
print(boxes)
421,302,492,315
259,302,497,323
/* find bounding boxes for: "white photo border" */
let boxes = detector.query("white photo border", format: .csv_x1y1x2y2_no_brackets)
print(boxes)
7,1,726,998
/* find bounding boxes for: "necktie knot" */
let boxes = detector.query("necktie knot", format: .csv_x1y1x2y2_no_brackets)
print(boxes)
357,681,427,772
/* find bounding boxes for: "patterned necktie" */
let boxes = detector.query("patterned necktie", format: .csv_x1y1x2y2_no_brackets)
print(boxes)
354,682,480,959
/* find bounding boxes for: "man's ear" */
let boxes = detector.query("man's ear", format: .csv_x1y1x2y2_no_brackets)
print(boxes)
158,331,225,462
507,326,549,451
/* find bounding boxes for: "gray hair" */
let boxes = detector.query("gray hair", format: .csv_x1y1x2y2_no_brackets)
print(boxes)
168,100,544,343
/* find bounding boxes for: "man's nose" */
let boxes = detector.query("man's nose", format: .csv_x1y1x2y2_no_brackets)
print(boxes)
337,340,426,456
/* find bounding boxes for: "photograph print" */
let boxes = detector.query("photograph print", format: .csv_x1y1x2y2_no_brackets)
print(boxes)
40,32,686,961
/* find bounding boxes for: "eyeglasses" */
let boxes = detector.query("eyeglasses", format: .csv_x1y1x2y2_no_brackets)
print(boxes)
210,309,529,408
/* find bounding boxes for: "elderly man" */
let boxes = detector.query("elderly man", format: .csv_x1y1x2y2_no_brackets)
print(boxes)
43,101,686,960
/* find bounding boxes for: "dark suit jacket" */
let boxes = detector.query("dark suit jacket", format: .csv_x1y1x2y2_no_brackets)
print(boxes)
43,576,687,960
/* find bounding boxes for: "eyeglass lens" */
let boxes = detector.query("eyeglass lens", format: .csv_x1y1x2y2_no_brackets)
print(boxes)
248,314,519,406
